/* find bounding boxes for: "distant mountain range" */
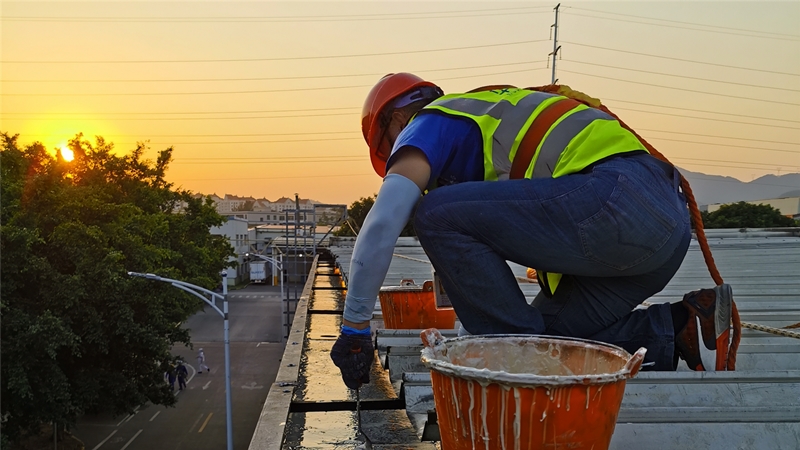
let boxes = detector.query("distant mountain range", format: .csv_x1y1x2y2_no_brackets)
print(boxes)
677,168,800,207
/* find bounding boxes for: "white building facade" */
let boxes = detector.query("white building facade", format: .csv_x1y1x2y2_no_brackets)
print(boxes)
210,216,250,285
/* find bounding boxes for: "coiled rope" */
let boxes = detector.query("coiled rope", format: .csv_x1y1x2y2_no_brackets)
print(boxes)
742,322,800,340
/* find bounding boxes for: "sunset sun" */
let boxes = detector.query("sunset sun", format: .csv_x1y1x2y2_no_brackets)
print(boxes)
61,147,74,162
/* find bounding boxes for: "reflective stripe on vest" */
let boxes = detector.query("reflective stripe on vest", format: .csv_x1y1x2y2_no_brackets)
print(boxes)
423,90,561,181
421,89,645,181
532,106,615,178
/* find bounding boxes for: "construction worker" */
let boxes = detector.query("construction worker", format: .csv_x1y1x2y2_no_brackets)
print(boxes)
329,73,732,388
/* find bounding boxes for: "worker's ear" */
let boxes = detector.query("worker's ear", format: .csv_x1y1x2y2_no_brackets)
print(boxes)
392,106,418,126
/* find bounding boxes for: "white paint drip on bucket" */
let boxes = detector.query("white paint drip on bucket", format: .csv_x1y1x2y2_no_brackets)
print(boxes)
420,331,647,450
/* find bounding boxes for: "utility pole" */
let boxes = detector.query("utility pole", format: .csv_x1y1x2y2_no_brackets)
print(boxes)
550,3,561,84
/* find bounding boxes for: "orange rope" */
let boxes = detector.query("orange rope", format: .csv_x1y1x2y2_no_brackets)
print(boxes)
528,84,742,370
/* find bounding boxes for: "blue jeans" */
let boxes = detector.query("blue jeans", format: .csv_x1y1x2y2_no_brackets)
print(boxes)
414,152,691,371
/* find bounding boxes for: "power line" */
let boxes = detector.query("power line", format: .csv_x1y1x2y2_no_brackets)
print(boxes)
56,133,800,154
0,107,359,116
9,131,359,138
173,173,375,182
178,155,362,160
1,112,357,120
671,157,800,169
563,10,800,42
1,6,553,23
611,106,800,130
1,39,548,64
0,60,545,83
604,99,800,124
562,60,800,93
173,158,364,165
646,137,799,155
561,69,800,106
6,98,797,133
637,129,800,147
16,128,799,149
109,138,362,145
1,66,549,97
676,161,800,174
567,6,800,39
170,155,797,172
561,41,800,77
8,96,796,127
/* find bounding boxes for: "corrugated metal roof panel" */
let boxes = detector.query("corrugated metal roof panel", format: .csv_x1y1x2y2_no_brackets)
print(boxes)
326,229,800,448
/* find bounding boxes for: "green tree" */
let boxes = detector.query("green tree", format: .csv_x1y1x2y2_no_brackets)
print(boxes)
701,201,798,229
333,194,416,237
0,133,234,443
232,200,254,211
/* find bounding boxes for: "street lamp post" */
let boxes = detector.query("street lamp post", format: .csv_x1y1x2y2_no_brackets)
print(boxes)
244,252,285,339
127,270,234,450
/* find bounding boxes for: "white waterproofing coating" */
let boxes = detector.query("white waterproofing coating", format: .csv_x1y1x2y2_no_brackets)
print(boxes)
379,284,427,292
421,334,645,387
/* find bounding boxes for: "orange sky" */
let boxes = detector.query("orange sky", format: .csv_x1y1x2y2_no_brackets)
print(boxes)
2,1,799,204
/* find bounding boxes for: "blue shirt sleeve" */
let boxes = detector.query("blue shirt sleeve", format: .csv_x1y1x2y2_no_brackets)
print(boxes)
386,112,484,189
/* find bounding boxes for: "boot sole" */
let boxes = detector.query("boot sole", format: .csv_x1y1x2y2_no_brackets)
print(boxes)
711,284,733,371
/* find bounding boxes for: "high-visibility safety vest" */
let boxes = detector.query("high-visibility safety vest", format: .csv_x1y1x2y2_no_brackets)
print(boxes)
417,87,648,296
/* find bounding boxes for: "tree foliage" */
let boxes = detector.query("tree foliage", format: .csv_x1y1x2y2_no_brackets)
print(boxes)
700,201,798,229
0,133,234,442
333,194,416,237
232,200,254,211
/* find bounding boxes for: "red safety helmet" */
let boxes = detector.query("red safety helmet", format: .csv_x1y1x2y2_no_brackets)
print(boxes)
361,73,441,177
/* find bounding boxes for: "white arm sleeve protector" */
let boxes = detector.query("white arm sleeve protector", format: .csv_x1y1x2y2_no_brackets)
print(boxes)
343,173,422,323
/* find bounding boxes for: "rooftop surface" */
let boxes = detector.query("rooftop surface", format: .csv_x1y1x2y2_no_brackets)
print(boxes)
249,228,800,449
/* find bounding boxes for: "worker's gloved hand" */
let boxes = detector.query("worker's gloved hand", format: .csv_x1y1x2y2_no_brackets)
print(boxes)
330,326,374,389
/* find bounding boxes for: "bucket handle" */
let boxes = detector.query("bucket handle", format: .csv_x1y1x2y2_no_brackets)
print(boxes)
624,347,648,378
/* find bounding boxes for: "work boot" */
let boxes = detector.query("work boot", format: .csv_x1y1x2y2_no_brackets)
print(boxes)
675,310,705,371
675,284,733,371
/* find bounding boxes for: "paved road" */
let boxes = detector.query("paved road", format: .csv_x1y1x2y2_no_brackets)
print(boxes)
74,283,292,450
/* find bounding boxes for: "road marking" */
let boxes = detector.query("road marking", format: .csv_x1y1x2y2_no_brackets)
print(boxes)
116,415,131,427
123,411,136,423
119,429,143,450
149,411,160,422
91,430,117,450
198,413,213,433
202,380,211,390
242,381,264,390
188,413,204,433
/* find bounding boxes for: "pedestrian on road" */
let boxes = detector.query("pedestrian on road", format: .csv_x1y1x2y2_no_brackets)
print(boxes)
330,73,733,389
165,365,177,391
197,348,210,374
176,360,189,390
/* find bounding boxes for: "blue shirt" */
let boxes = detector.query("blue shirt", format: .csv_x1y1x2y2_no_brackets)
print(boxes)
386,112,484,190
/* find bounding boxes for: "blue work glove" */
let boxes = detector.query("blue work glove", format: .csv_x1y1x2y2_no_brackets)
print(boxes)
330,326,374,389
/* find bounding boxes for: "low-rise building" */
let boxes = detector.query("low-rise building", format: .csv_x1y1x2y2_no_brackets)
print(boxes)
210,216,250,285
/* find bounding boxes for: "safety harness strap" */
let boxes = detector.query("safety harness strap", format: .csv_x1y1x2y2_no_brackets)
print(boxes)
509,98,581,180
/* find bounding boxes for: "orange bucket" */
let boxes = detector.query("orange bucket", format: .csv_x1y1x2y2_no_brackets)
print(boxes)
420,329,646,450
378,281,457,329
